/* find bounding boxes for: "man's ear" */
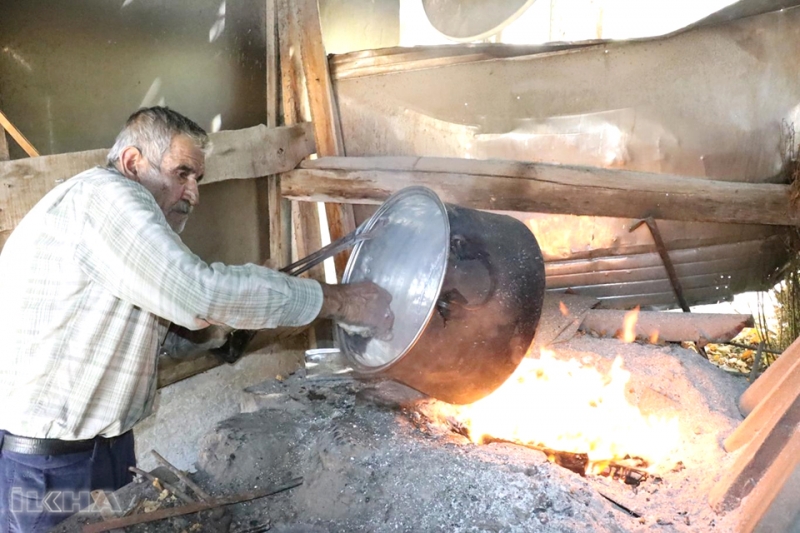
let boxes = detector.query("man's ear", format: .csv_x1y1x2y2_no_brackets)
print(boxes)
118,146,143,181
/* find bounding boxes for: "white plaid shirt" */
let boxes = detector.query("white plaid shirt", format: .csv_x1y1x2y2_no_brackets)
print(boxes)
0,167,322,440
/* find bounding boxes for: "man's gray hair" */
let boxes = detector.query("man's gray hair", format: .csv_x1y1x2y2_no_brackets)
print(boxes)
107,106,210,167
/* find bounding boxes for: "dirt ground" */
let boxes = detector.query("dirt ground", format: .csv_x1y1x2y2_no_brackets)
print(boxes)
164,332,748,533
54,290,755,533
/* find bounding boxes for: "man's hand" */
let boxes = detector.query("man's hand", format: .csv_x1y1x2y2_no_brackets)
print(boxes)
319,281,394,339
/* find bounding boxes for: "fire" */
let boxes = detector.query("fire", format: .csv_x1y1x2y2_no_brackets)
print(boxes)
621,306,640,343
428,349,680,476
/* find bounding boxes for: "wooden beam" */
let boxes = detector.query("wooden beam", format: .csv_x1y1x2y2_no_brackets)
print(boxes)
280,156,800,226
709,395,800,514
292,0,355,278
738,455,800,533
579,310,753,345
0,124,315,250
739,335,800,416
265,0,291,269
725,351,800,452
157,325,308,388
277,0,325,283
0,128,9,161
0,110,39,157
266,0,279,131
291,200,325,281
292,0,343,156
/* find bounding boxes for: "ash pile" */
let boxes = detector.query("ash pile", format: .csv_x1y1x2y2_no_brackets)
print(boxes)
181,334,746,533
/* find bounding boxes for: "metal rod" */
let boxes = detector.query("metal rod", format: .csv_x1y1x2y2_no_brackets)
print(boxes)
279,219,382,277
598,492,643,518
727,341,782,356
749,341,765,382
82,478,303,533
630,217,691,313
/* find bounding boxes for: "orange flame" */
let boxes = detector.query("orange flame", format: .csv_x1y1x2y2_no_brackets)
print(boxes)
427,349,680,475
649,330,660,344
621,306,640,343
559,301,569,316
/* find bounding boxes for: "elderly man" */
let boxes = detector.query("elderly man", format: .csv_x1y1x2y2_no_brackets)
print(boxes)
0,107,392,532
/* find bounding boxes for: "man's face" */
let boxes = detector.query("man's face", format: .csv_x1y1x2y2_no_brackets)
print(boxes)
137,134,205,233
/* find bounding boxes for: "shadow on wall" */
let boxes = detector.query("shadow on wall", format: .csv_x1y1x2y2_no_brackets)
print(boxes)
0,0,267,157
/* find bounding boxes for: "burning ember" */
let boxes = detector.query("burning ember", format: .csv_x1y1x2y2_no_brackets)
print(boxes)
419,348,681,479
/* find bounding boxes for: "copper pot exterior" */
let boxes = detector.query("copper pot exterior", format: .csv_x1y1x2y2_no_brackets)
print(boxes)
355,203,545,404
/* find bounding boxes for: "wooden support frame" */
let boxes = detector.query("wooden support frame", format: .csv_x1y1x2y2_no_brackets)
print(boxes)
708,336,800,532
265,0,291,269
738,335,800,416
276,0,326,283
280,156,800,226
0,127,9,162
0,110,39,157
0,124,315,250
291,0,356,278
725,340,800,452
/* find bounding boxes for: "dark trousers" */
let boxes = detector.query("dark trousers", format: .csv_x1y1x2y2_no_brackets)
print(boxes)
0,430,136,533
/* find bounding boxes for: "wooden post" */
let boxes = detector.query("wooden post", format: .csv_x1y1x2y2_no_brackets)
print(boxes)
0,127,9,161
292,0,356,279
265,0,292,269
276,0,325,282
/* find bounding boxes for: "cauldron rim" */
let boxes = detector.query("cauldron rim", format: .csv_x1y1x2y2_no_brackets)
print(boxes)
336,186,450,373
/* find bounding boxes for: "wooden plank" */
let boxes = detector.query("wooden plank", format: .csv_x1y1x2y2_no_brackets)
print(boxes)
579,310,753,345
292,0,356,278
203,124,315,185
279,156,800,226
0,124,315,249
277,0,325,284
739,335,800,416
0,110,39,157
709,396,800,514
0,128,9,161
265,0,291,269
739,454,800,533
278,0,307,125
292,0,343,156
726,346,800,452
328,43,584,80
266,0,279,130
291,200,326,281
156,325,308,388
255,177,272,265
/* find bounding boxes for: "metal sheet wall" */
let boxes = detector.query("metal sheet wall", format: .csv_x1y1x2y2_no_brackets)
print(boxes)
332,7,800,308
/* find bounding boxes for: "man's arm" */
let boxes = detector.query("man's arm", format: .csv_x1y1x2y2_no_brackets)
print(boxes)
75,174,322,330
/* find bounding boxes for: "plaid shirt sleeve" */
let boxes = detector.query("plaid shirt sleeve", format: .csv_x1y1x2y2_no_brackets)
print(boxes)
75,174,323,330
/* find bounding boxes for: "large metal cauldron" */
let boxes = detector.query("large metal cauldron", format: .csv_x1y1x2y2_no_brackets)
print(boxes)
336,187,546,404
